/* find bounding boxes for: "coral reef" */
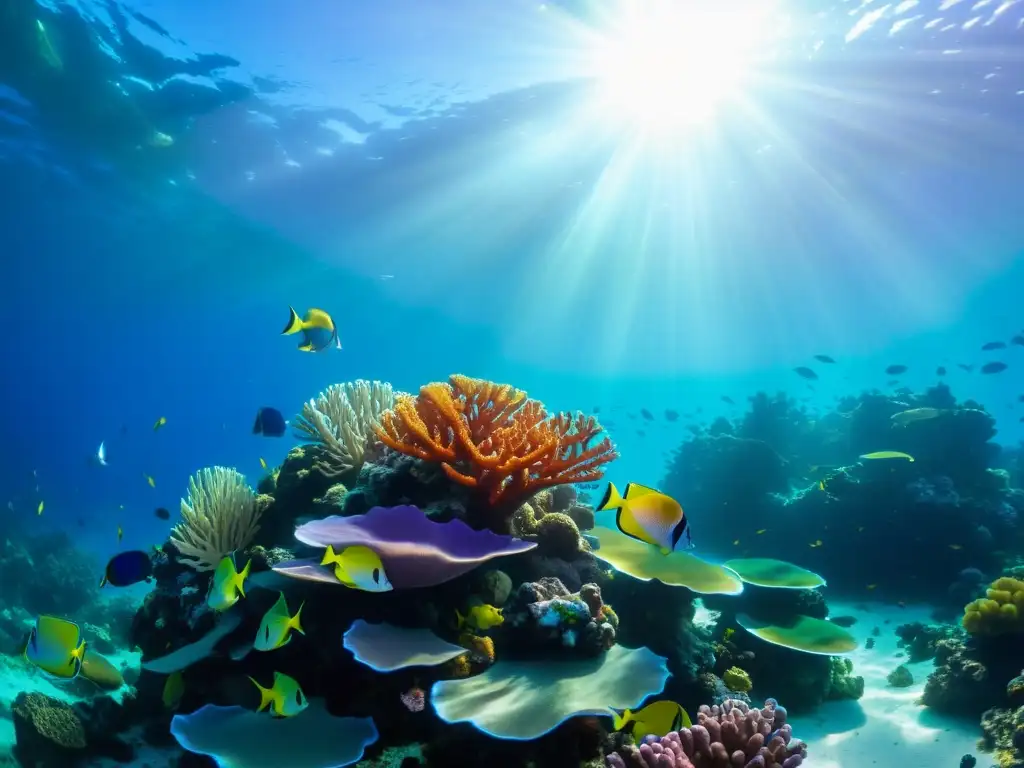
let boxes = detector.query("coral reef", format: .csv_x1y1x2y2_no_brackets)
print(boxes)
963,577,1024,635
606,698,806,768
504,577,617,656
886,665,913,688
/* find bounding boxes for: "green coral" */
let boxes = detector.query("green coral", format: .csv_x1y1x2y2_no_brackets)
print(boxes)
827,657,865,700
723,666,752,693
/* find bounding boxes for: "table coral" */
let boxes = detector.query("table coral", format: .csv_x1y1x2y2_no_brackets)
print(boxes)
606,698,806,768
375,374,617,528
963,578,1024,635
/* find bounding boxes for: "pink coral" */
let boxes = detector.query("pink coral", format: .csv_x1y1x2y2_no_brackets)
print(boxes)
607,699,806,768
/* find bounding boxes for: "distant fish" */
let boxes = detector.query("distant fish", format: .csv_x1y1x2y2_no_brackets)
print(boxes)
95,441,108,467
593,406,601,413
860,451,915,462
981,361,1007,374
958,363,974,372
936,366,946,376
281,306,341,353
144,474,156,488
597,482,692,554
885,365,907,375
37,501,43,516
154,507,170,521
664,409,679,422
793,367,818,380
640,408,654,421
891,408,944,427
813,355,836,364
163,670,185,710
100,550,153,588
117,525,123,544
253,407,288,438
721,396,735,405
153,416,167,431
981,341,1006,351
249,671,308,718
259,457,268,470
1012,335,1024,347
809,540,822,548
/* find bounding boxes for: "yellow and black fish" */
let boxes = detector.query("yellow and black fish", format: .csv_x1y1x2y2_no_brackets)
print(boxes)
281,307,341,353
597,482,692,554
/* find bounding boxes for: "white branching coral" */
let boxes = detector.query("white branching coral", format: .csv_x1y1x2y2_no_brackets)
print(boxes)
293,380,397,477
170,466,261,572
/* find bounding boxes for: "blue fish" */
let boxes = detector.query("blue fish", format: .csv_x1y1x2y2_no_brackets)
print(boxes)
280,307,340,353
24,616,86,680
100,550,154,587
253,407,287,438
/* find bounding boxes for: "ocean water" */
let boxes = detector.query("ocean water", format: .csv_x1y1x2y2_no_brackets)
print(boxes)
1,1,1023,767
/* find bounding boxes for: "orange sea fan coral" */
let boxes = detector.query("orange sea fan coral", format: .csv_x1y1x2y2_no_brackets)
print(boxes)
375,374,617,524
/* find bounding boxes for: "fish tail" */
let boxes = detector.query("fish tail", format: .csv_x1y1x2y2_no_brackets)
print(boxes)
281,306,305,335
248,676,273,713
455,610,465,630
610,708,629,731
291,602,305,635
235,559,251,598
596,482,623,512
320,545,337,567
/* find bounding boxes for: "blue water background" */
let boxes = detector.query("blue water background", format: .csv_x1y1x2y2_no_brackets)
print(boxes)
1,0,1022,566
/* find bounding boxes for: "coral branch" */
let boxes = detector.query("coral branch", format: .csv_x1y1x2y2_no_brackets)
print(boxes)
376,375,617,525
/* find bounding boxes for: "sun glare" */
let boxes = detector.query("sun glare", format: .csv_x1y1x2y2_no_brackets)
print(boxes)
588,2,778,134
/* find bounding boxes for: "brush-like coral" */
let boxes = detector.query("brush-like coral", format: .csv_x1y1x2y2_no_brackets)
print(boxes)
376,374,617,524
963,578,1024,635
170,467,262,571
294,380,397,477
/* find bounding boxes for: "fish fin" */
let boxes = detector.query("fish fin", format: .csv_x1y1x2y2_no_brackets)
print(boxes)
281,307,305,335
248,676,273,712
455,610,465,630
320,545,337,567
235,560,251,598
37,616,81,650
678,706,692,729
669,516,690,552
610,708,630,731
297,342,315,352
622,483,658,498
303,308,334,330
269,592,289,616
596,482,623,512
291,602,305,635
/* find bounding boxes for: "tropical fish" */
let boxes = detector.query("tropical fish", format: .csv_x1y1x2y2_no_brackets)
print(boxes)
117,525,123,544
813,354,836,364
721,396,735,405
597,482,692,554
610,700,691,739
100,550,154,588
24,616,86,680
145,474,156,488
885,365,908,375
981,341,1006,351
255,593,305,652
981,361,1007,375
153,417,167,431
1013,335,1024,347
259,457,268,470
163,670,185,709
755,529,767,535
860,451,915,462
809,540,823,548
890,408,944,427
640,408,654,421
320,545,393,592
154,507,170,520
248,671,308,718
281,306,341,353
818,480,825,491
37,501,44,515
936,366,946,376
253,407,288,437
95,441,108,467
958,363,974,372
207,556,251,612
456,604,504,632
793,366,818,380
664,409,679,422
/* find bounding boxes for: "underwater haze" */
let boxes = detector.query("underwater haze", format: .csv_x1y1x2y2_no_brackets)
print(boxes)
2,0,1024,767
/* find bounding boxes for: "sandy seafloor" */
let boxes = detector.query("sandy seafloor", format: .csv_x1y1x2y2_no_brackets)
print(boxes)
0,601,984,767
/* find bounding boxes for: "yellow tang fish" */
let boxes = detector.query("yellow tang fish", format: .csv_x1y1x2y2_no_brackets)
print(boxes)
281,306,341,353
610,700,691,739
163,670,185,710
456,604,504,632
254,592,305,652
207,556,251,612
597,482,692,554
321,545,393,592
860,451,914,462
153,416,167,431
249,671,308,718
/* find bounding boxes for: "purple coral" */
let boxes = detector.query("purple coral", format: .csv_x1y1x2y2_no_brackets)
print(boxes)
607,699,806,768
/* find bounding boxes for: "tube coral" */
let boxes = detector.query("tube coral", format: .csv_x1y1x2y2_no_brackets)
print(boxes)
375,374,617,526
